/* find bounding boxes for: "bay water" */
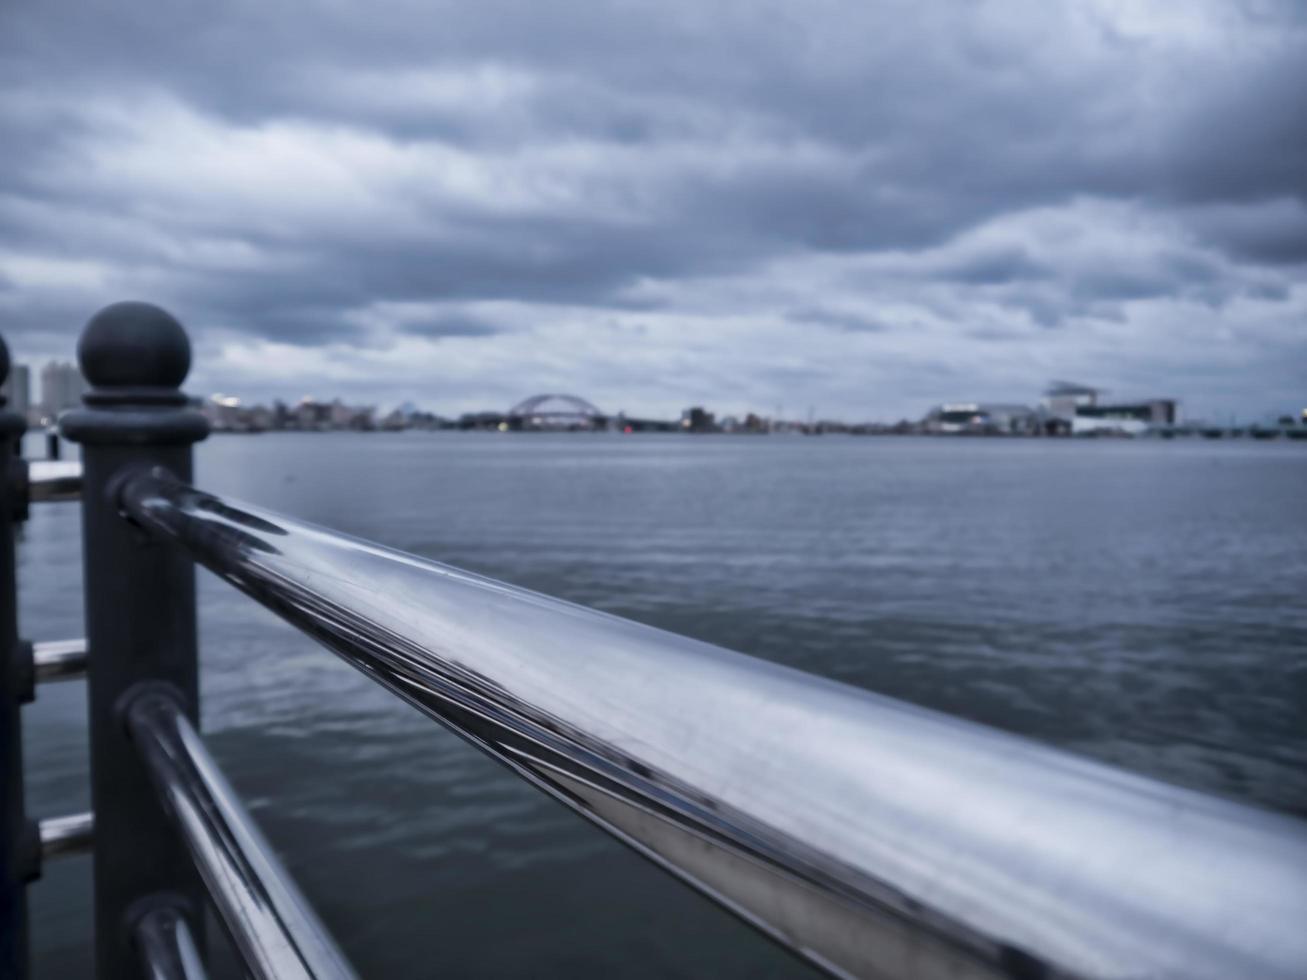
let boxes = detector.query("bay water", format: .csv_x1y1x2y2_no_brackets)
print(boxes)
20,433,1307,977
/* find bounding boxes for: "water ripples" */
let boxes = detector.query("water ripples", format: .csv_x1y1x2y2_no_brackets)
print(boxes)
20,433,1307,977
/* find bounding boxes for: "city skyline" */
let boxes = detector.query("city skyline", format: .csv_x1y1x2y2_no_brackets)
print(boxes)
0,359,84,422
2,1,1305,423
0,354,1300,429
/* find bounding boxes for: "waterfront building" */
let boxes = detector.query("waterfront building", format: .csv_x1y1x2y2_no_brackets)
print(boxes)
284,397,375,430
1041,381,1177,436
201,394,379,432
201,395,278,432
328,399,375,430
1071,399,1177,435
1041,381,1100,421
681,406,716,433
379,401,442,431
925,403,1039,435
39,360,87,420
294,398,331,429
247,405,275,431
613,412,678,432
202,394,244,431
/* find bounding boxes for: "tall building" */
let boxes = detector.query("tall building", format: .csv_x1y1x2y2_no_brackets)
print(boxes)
0,364,31,420
40,361,88,419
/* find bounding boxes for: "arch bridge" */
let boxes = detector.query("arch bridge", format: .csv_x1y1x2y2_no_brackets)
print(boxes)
507,393,606,429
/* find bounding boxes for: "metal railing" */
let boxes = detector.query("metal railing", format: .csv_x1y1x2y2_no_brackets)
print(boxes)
133,905,206,980
29,638,89,685
2,302,1306,980
25,461,82,504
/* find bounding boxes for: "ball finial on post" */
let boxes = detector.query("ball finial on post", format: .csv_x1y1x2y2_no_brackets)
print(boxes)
61,301,208,442
77,301,191,401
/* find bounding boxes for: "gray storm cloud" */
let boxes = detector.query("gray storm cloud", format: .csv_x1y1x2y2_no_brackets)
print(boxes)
0,0,1304,419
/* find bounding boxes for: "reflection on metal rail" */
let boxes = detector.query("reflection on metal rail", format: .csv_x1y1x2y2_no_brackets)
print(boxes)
134,905,209,980
121,469,1307,980
32,638,88,684
26,460,82,503
38,811,94,862
126,689,357,980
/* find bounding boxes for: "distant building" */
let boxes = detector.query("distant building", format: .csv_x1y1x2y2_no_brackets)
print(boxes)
200,395,277,432
1041,381,1100,421
680,406,716,433
294,398,331,429
202,394,244,431
925,403,1038,435
40,361,86,419
1,364,30,421
1041,381,1176,436
379,405,449,431
459,411,510,431
247,405,274,431
328,400,374,430
1071,399,1177,435
613,412,678,433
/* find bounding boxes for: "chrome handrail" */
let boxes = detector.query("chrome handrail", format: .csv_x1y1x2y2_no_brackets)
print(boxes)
134,906,209,980
32,638,88,684
38,811,94,862
126,689,357,980
119,468,1307,980
26,459,83,503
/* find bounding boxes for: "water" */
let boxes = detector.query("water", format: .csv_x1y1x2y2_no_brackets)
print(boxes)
20,433,1307,977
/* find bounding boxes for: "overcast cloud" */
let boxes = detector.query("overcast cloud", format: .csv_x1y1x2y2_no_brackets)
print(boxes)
1,0,1304,420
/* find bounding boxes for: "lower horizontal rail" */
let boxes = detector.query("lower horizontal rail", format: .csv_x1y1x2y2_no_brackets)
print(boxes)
135,905,209,980
39,811,94,862
119,470,1307,980
126,690,356,980
32,638,88,684
26,460,83,503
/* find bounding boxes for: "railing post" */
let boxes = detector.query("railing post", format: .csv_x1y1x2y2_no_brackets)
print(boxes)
61,303,210,979
0,334,33,978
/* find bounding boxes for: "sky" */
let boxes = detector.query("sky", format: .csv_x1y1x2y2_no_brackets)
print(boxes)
1,0,1305,422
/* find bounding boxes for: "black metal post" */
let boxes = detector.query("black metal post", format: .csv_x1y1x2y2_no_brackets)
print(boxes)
0,334,32,978
62,303,210,979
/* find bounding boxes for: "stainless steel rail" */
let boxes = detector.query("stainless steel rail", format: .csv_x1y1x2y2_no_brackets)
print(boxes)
38,811,94,861
27,460,82,503
126,689,357,980
120,470,1307,980
134,906,209,980
32,638,88,684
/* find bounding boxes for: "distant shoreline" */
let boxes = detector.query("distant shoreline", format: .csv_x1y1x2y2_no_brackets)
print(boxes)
201,427,1307,442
